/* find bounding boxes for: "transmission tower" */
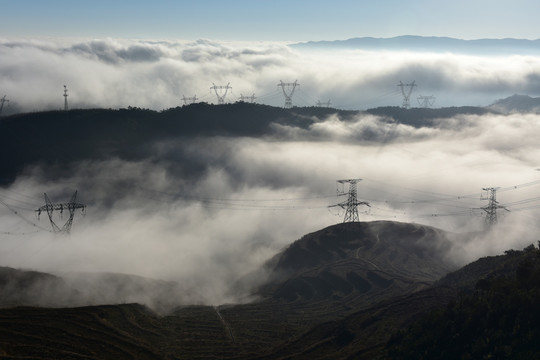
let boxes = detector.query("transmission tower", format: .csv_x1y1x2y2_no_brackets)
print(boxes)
397,81,416,109
0,95,9,115
417,95,436,108
480,187,509,227
182,94,199,105
277,80,299,109
329,179,370,223
63,85,69,111
210,83,232,104
36,191,86,234
239,93,257,103
316,100,331,108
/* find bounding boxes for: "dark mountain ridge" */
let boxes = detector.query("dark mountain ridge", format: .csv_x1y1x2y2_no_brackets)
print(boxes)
0,103,495,186
0,103,353,185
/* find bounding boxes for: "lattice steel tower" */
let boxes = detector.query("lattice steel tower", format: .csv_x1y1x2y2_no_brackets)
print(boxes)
397,81,416,109
210,83,232,104
182,94,199,105
63,85,69,111
36,191,86,233
330,179,370,223
0,95,9,115
239,93,257,103
317,100,331,108
417,95,436,108
278,80,299,108
480,187,509,227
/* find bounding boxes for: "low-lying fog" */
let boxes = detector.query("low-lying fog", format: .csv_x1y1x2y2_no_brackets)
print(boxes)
1,110,540,307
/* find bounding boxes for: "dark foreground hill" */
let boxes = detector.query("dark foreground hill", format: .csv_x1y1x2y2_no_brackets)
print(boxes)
0,222,537,359
4,220,533,359
259,221,456,304
388,245,540,359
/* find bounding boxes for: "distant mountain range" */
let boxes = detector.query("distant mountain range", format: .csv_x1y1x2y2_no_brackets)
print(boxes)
291,35,540,54
488,94,540,113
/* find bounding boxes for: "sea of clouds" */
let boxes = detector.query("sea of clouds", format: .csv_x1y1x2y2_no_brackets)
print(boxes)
2,38,540,112
1,38,540,308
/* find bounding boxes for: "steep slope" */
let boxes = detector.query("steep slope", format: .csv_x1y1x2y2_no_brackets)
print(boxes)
436,248,531,291
257,246,540,360
388,245,540,359
256,287,458,360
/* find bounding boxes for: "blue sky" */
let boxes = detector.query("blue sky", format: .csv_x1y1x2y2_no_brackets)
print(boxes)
1,0,539,41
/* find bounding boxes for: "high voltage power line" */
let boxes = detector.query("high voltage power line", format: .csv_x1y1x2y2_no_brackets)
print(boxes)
1,177,540,235
0,197,51,233
35,191,86,234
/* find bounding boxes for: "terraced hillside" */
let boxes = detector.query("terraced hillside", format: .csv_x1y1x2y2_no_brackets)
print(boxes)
0,304,162,359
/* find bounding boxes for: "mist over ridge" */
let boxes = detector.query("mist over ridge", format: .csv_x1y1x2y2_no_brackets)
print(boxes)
2,36,540,113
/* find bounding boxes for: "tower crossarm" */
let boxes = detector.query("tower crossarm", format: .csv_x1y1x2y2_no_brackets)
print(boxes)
36,191,86,233
417,95,436,108
277,80,299,108
480,187,509,227
278,80,299,97
36,202,86,213
210,83,232,104
330,178,369,223
182,95,199,105
397,81,417,108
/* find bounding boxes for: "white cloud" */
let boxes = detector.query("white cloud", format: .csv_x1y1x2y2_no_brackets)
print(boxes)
2,38,540,113
3,112,539,286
